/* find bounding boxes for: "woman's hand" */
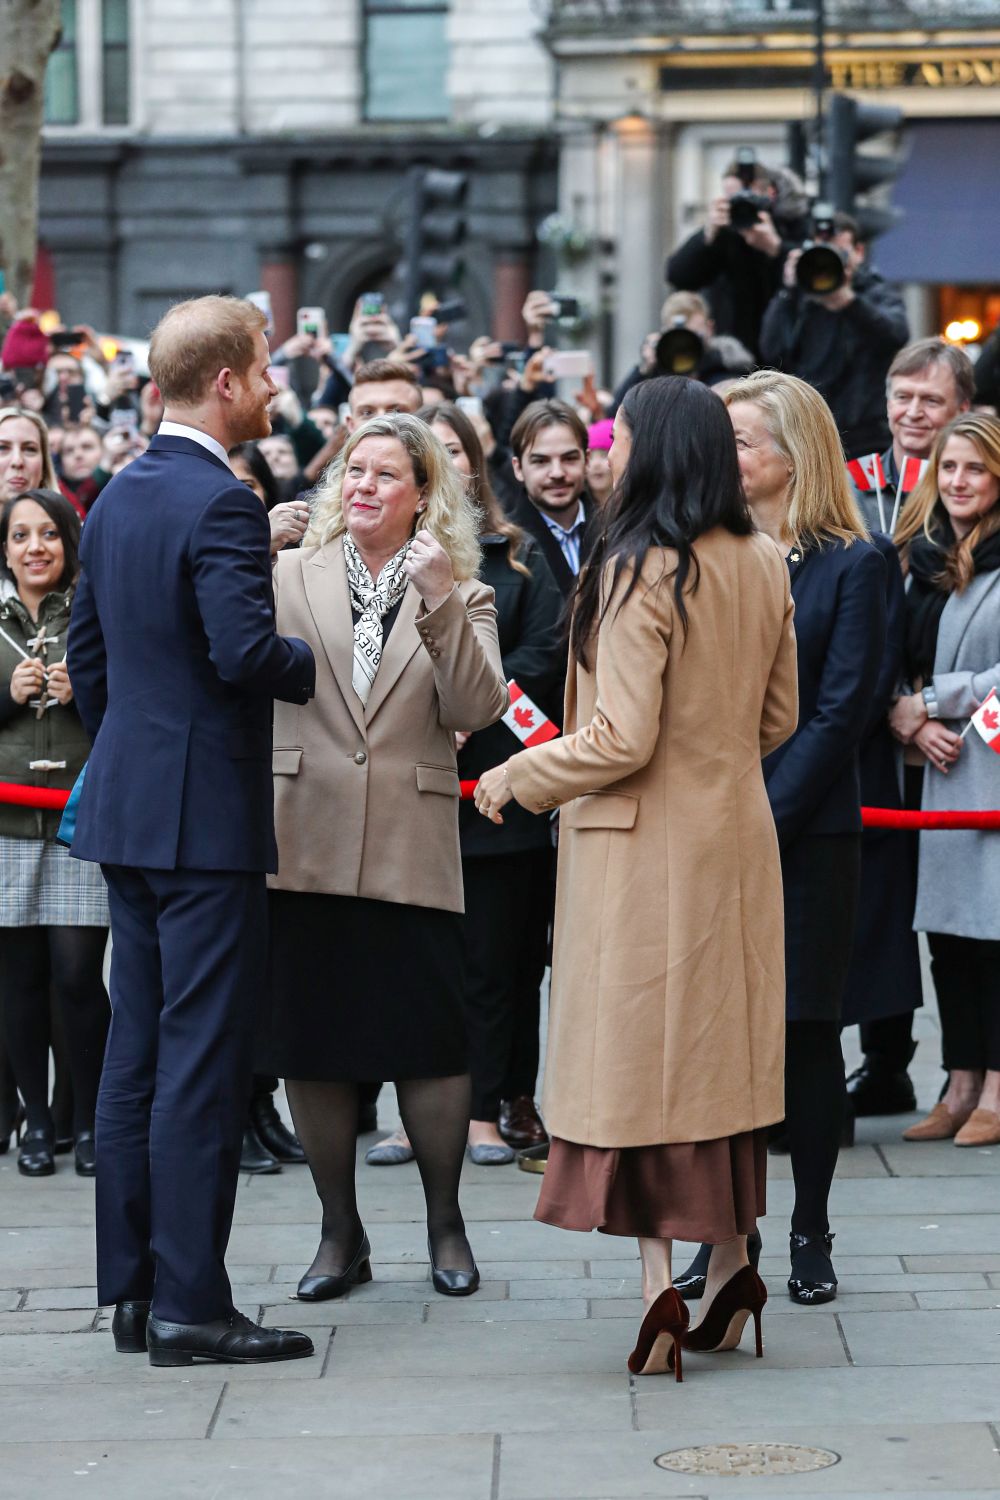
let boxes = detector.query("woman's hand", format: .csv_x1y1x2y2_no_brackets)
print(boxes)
454,731,472,751
45,661,73,705
474,763,514,825
269,501,310,556
10,658,46,705
405,529,455,613
889,692,928,744
914,720,962,774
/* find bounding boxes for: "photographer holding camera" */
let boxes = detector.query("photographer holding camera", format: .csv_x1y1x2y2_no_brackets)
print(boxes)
760,211,909,460
612,292,755,411
666,154,810,359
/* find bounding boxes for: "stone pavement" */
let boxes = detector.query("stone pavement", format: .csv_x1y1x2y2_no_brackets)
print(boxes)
1,995,999,1499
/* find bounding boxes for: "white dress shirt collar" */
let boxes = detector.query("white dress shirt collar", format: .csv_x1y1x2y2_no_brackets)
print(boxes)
158,421,232,472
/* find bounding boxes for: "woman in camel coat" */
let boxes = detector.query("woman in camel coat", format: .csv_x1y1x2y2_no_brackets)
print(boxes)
476,378,797,1369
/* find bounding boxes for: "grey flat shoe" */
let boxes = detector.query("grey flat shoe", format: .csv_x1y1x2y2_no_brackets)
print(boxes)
365,1129,414,1166
467,1142,515,1165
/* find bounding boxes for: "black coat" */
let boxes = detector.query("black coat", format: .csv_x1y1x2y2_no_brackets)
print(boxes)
665,216,808,359
759,265,909,459
763,537,887,849
841,531,923,1024
502,487,599,601
458,535,564,857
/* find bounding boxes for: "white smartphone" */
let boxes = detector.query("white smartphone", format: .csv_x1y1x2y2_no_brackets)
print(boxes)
296,306,327,340
455,396,484,421
409,316,437,351
542,350,593,381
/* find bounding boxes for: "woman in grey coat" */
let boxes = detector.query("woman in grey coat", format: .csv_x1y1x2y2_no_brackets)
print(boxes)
890,413,1000,1147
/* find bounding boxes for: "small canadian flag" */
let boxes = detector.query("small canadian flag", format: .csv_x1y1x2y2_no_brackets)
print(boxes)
899,456,929,494
969,688,1000,754
846,453,887,494
501,679,560,748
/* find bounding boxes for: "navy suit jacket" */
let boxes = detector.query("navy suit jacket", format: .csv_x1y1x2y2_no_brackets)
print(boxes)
67,435,315,873
763,535,887,849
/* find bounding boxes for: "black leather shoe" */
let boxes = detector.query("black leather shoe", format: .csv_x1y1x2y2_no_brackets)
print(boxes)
18,1128,55,1177
846,1059,917,1116
147,1309,314,1367
240,1125,282,1175
297,1233,372,1301
428,1236,480,1297
788,1231,838,1305
112,1299,151,1353
498,1096,548,1149
250,1094,306,1163
675,1228,763,1302
74,1131,97,1177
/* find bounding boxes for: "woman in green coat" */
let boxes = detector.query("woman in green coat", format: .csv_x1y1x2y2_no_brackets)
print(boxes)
0,488,109,1178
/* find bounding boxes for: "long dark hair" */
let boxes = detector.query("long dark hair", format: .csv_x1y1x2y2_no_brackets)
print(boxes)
571,377,752,667
0,487,81,594
418,401,531,578
228,441,280,510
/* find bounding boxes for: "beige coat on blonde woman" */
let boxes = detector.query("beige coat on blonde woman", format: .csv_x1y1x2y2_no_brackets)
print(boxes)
507,528,798,1148
269,537,508,913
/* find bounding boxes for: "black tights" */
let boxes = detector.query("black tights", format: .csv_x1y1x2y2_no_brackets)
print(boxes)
0,927,110,1136
286,1073,474,1276
785,1019,845,1238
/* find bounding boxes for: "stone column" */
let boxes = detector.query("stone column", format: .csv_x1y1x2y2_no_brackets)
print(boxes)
258,248,299,345
609,117,670,384
492,252,533,341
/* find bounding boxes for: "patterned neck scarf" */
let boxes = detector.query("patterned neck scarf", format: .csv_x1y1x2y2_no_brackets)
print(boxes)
344,532,411,704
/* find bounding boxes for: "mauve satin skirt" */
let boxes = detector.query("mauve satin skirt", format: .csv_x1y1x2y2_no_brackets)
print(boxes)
535,1129,769,1243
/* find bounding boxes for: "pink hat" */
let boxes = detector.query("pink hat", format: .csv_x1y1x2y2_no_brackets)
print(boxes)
1,319,50,371
587,418,614,452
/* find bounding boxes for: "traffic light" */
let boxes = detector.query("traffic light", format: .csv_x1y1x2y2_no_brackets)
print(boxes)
401,166,468,320
827,93,906,239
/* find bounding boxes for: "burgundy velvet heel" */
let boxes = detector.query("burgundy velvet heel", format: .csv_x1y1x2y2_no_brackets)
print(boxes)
682,1264,768,1356
627,1287,690,1381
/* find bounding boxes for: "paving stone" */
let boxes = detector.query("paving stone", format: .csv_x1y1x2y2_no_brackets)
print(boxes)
906,1255,1000,1273
216,1373,630,1438
24,1286,98,1310
497,1423,1000,1498
587,1292,917,1321
425,1297,589,1323
261,1300,426,1327
0,1228,95,1273
916,1291,1000,1309
839,1308,1000,1366
880,1144,1000,1176
0,1379,225,1442
1,1291,19,1312
509,1277,636,1300
273,1260,428,1283
0,1436,496,1499
0,1309,98,1334
0,1331,332,1384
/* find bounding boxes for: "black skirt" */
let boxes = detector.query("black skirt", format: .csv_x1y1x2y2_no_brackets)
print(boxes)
260,889,467,1081
782,833,862,1023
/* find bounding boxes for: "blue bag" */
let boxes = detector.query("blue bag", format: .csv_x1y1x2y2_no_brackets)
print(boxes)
56,762,87,848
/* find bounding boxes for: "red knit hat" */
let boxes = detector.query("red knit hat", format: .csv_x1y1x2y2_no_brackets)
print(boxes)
1,319,50,371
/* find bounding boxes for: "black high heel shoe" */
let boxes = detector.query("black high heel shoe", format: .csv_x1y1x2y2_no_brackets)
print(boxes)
675,1228,762,1302
18,1128,55,1177
788,1231,837,1305
296,1233,372,1301
74,1131,97,1177
428,1236,480,1296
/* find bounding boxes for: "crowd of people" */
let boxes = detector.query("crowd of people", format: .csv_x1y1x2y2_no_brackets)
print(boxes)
0,150,998,1372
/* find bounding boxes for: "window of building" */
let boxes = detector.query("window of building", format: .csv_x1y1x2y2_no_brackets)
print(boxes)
43,0,131,129
44,0,80,126
364,0,449,123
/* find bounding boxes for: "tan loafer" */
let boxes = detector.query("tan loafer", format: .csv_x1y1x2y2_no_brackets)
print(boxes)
954,1108,1000,1147
902,1102,974,1141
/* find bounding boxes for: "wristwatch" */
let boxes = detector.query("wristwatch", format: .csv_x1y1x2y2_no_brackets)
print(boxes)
921,684,940,720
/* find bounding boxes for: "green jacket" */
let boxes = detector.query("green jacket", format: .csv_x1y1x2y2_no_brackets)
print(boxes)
0,588,92,840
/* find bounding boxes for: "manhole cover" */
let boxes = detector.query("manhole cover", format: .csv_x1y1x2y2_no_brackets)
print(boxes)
654,1442,840,1477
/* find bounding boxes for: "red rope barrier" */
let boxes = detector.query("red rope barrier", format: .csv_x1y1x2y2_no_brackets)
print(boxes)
0,781,70,810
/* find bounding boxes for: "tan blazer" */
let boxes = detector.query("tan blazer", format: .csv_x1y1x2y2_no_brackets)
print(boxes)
507,528,798,1148
269,537,508,913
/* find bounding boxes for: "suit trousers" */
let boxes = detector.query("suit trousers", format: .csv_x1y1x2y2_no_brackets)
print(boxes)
928,932,1000,1073
462,848,552,1121
96,865,266,1324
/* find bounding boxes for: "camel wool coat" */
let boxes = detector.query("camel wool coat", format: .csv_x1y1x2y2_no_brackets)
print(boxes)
268,537,508,913
507,528,798,1148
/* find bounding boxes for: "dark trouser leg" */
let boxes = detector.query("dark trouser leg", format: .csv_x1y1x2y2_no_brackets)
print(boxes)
928,932,999,1072
47,928,110,1135
463,855,527,1121
786,1020,845,1238
503,848,551,1102
397,1073,473,1272
0,929,52,1133
285,1079,363,1277
0,1037,18,1140
859,1011,916,1071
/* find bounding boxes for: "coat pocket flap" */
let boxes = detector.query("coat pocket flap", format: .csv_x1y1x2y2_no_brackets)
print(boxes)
565,792,638,830
416,763,460,797
273,748,303,775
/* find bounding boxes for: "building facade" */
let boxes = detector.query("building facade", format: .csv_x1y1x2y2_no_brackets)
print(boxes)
39,1,1000,374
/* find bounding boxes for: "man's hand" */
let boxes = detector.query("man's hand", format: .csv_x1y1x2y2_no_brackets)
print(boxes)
405,529,455,613
914,720,962,774
522,290,556,346
704,195,732,245
520,346,552,395
388,332,429,373
782,248,803,291
45,660,73,706
269,501,310,556
740,211,782,258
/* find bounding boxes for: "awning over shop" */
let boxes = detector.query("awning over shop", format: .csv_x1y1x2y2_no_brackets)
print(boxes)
875,120,1000,285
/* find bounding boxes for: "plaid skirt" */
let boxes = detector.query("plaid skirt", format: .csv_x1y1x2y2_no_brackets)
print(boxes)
0,836,109,928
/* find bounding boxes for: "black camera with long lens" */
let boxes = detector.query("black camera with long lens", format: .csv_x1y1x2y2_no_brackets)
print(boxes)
655,319,705,377
796,202,847,295
727,146,771,233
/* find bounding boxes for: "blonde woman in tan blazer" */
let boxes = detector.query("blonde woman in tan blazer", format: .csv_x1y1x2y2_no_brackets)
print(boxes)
476,378,798,1378
261,414,508,1302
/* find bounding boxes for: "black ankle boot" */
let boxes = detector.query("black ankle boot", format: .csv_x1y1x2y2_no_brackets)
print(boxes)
788,1231,837,1305
675,1228,762,1302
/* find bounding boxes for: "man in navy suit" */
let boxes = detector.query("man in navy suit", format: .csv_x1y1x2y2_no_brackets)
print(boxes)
68,295,316,1366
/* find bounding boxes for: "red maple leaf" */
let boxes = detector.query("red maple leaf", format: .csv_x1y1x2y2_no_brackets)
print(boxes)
513,704,536,729
981,707,999,731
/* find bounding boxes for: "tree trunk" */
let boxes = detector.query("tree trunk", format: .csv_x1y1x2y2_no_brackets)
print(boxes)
0,0,63,308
